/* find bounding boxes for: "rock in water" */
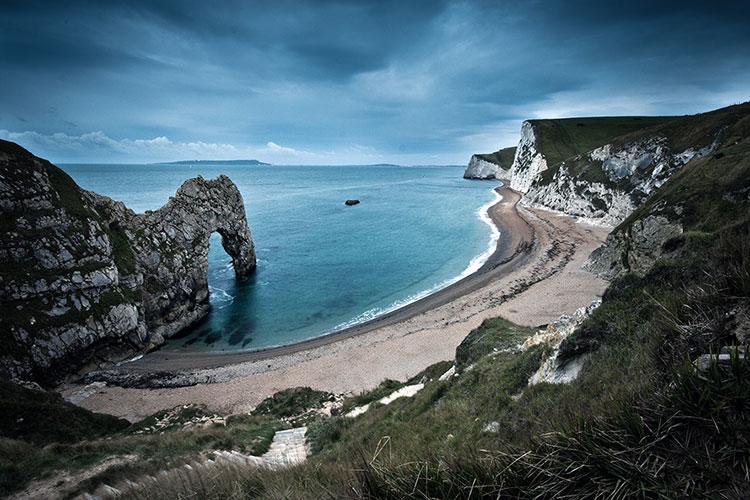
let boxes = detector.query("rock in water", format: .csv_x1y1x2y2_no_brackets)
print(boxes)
344,199,360,206
0,140,255,384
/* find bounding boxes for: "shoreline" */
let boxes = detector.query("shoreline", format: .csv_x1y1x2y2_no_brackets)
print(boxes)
64,187,611,420
328,185,503,334
109,185,533,373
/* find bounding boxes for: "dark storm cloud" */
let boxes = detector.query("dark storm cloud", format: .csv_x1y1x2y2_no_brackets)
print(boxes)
0,0,748,163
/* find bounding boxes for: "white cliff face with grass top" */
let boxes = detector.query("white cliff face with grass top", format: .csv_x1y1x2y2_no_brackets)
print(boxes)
522,135,717,226
464,155,502,180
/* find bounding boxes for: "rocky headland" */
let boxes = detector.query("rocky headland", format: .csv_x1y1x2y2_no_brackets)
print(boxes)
0,140,255,385
463,146,515,180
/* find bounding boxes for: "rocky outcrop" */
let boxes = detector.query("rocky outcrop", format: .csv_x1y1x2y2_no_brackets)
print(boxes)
87,176,255,342
464,147,515,180
0,140,255,384
509,122,547,192
522,135,717,226
585,214,683,279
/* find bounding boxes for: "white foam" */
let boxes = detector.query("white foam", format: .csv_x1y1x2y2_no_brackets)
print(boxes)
208,285,235,308
332,186,503,332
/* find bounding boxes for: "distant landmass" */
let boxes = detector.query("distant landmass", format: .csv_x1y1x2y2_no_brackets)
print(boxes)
156,159,271,166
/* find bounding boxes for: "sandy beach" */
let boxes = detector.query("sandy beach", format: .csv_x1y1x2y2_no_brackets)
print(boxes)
63,186,610,421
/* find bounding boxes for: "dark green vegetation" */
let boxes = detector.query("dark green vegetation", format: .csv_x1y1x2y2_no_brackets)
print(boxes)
0,395,286,497
0,380,129,445
252,386,333,420
475,146,516,169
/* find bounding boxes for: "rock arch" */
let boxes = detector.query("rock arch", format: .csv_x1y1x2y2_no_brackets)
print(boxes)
127,175,256,341
1,141,256,382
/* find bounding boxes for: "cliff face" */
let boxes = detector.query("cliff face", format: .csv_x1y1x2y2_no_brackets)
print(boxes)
506,105,748,228
464,156,501,180
0,140,255,384
464,147,515,180
509,121,548,192
522,134,717,226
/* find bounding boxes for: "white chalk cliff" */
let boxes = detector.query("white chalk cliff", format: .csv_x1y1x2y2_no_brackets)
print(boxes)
509,121,548,193
464,155,503,180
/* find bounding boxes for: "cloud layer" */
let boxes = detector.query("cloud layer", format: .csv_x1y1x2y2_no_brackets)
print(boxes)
1,0,749,163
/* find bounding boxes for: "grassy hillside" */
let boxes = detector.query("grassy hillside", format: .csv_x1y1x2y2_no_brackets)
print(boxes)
529,116,672,168
618,106,750,233
536,102,750,191
475,146,516,169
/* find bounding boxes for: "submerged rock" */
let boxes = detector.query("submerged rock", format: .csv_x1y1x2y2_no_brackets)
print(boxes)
0,139,255,384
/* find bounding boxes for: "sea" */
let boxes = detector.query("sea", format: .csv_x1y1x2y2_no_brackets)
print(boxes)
60,163,499,352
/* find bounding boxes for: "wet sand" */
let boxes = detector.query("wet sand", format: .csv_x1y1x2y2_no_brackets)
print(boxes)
63,186,610,421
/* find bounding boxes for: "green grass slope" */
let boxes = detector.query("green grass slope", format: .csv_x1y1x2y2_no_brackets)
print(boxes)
536,102,750,191
529,116,672,168
475,146,516,169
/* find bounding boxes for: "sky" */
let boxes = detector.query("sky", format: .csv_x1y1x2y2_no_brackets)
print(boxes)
1,0,749,165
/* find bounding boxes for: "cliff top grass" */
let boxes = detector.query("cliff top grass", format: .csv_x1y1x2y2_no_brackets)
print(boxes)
535,102,750,191
529,115,673,168
475,146,516,169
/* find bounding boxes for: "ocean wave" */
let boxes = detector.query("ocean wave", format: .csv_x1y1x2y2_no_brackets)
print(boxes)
209,285,235,308
332,186,502,332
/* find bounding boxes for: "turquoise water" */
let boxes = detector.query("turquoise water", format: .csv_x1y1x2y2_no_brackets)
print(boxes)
60,164,498,352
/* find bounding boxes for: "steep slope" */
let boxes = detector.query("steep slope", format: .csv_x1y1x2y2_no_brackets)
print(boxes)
516,103,749,225
0,141,255,384
509,116,671,192
464,146,516,180
586,107,750,278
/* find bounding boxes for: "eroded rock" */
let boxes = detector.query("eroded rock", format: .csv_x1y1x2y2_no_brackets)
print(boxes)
0,140,255,384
